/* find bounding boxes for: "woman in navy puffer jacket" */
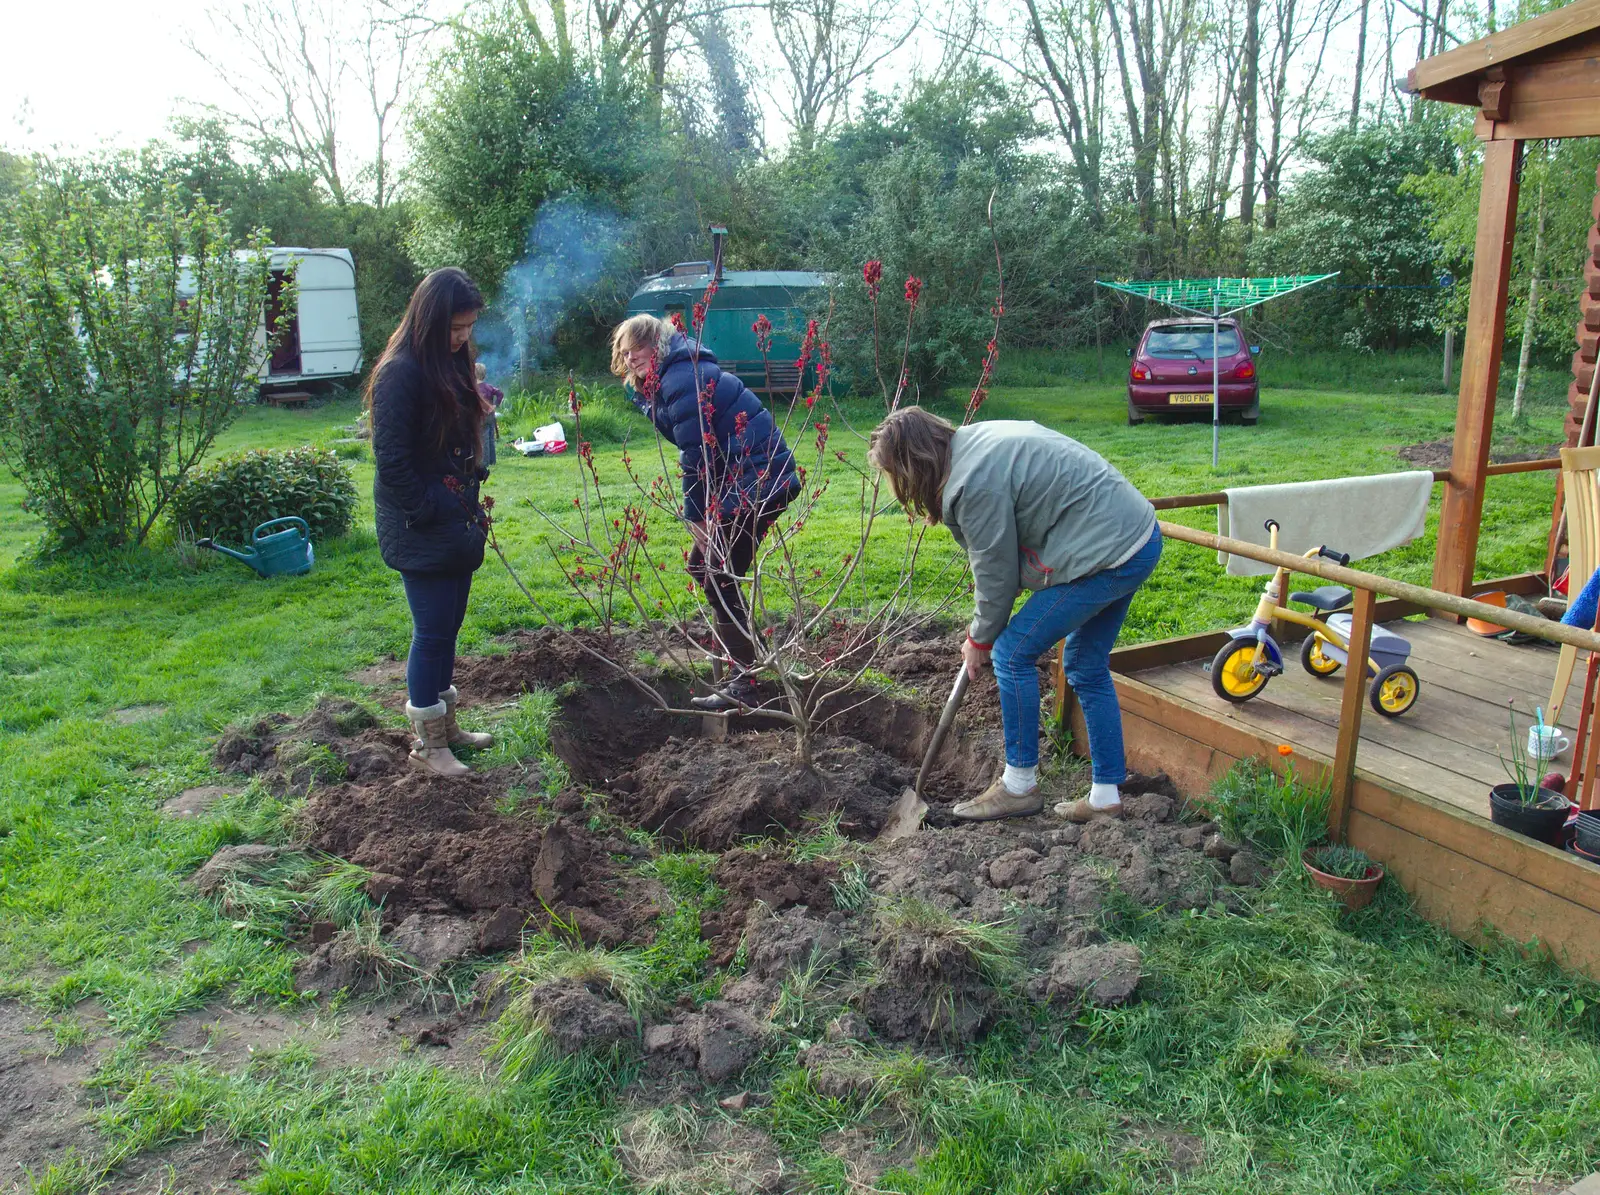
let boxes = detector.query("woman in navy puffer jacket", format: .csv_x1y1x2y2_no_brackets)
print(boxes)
612,314,801,709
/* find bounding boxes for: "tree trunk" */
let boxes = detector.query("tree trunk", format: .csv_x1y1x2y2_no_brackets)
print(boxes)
1350,0,1369,131
1512,165,1549,423
1240,0,1260,252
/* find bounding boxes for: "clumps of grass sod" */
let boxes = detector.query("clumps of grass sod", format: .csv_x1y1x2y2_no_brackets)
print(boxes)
873,898,1022,986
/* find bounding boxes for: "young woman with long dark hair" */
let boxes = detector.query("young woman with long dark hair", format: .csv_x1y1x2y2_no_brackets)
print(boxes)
367,267,495,777
868,407,1162,822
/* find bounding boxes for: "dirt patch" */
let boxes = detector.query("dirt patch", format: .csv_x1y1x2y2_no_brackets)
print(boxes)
617,1106,797,1194
0,1000,103,1186
109,704,166,725
1396,438,1563,471
162,785,236,819
300,775,662,949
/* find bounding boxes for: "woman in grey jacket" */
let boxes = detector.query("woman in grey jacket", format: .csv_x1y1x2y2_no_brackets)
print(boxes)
868,407,1161,821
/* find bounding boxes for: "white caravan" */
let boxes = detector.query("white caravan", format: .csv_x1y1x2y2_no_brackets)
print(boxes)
259,247,362,390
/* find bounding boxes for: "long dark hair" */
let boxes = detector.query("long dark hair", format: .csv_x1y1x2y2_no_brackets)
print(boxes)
366,267,485,462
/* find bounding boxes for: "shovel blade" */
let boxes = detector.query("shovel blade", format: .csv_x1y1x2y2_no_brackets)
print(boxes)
878,787,927,842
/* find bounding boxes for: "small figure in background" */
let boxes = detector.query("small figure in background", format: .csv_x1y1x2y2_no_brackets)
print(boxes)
475,361,502,467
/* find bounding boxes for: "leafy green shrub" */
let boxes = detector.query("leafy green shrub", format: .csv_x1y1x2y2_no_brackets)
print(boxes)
168,446,356,545
1202,756,1331,858
1308,844,1374,880
0,168,275,548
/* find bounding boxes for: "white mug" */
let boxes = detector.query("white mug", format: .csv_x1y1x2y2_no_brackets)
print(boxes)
1528,725,1570,762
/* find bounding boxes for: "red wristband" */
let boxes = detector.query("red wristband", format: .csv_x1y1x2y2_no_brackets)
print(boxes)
966,636,992,651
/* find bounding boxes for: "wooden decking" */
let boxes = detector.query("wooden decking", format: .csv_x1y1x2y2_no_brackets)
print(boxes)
1062,601,1600,978
1130,616,1583,823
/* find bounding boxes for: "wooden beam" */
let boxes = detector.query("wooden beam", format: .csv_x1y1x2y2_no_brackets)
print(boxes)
1408,0,1600,100
1433,138,1523,600
1158,521,1600,652
1329,589,1376,842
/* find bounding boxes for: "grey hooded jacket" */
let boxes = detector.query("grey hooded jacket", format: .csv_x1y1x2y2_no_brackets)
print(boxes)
941,421,1156,646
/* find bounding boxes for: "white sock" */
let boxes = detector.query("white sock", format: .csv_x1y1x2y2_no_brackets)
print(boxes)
1002,764,1038,795
1089,782,1122,809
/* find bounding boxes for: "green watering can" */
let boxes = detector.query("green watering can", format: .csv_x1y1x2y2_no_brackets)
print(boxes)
197,517,314,578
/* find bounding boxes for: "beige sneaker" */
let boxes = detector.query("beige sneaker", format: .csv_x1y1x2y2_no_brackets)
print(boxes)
952,778,1044,822
1053,796,1124,823
440,685,494,749
406,700,471,778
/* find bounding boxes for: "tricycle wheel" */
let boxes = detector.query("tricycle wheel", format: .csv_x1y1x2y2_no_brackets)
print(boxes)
1211,640,1269,703
1300,634,1340,677
1370,663,1419,717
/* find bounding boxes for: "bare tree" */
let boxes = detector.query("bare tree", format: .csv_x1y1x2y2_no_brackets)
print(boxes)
187,0,430,207
1349,0,1369,129
1103,0,1197,247
1017,0,1113,221
765,0,920,151
1258,0,1345,230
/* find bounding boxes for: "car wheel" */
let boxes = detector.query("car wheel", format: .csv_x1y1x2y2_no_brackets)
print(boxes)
1240,397,1260,426
1127,399,1145,426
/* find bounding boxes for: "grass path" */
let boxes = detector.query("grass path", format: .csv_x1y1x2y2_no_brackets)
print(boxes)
1,365,1595,1193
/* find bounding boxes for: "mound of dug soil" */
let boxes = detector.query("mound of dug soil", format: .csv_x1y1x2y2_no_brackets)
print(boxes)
214,696,412,793
608,735,912,849
302,776,660,947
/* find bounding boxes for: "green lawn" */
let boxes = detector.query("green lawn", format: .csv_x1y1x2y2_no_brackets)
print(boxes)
2,359,1595,1193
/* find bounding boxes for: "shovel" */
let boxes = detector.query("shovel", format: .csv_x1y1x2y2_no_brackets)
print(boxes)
878,666,971,842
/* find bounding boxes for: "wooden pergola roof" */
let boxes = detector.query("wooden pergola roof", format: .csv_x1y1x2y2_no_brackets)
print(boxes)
1407,0,1600,139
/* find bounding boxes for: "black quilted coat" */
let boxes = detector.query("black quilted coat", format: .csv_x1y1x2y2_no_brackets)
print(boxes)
370,352,487,574
629,334,800,524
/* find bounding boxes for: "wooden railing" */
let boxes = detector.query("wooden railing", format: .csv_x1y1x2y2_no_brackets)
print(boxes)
1149,458,1562,513
1155,518,1600,840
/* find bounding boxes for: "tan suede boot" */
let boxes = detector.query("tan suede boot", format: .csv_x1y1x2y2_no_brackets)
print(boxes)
440,686,493,749
952,777,1044,821
406,700,471,778
1054,795,1124,823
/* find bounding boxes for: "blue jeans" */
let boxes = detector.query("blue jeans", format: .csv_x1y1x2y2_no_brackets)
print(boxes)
401,570,474,708
991,527,1162,783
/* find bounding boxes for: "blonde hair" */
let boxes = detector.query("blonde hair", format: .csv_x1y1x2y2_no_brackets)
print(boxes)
610,314,676,389
475,362,487,382
867,407,956,524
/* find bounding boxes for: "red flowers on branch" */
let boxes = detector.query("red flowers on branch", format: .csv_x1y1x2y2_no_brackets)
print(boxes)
904,276,923,305
752,313,773,354
862,260,883,300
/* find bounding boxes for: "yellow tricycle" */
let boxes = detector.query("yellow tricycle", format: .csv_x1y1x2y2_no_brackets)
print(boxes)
1208,519,1421,717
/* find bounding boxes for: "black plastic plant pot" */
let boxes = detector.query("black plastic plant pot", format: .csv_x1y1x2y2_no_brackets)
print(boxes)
1574,810,1600,857
1488,784,1571,845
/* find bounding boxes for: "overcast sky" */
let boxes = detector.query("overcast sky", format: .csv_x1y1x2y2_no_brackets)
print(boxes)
2,1,239,154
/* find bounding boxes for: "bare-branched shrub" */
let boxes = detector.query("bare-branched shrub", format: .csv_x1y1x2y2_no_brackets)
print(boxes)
485,207,1007,766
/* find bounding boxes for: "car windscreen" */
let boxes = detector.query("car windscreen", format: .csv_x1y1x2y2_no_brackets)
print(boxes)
1143,326,1242,359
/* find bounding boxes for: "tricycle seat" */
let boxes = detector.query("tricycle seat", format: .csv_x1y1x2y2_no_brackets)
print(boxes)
1289,585,1353,613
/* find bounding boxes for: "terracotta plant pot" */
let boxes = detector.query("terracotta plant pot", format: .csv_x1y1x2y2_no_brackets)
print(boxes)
1301,851,1384,910
1488,783,1570,845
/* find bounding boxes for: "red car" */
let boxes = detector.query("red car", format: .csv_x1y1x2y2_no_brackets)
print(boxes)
1127,318,1260,426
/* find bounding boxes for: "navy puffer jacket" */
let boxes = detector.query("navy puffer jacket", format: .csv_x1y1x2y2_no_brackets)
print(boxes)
630,334,801,523
370,351,488,574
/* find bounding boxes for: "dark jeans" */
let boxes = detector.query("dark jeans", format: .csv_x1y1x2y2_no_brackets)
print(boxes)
991,527,1162,783
401,570,474,708
688,504,784,667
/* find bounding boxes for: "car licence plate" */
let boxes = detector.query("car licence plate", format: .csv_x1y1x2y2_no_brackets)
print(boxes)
1168,393,1214,405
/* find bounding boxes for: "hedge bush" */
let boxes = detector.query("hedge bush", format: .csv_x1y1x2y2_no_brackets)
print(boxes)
169,447,357,547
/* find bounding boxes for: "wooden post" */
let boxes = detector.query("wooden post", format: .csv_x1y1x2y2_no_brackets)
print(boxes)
1443,327,1455,389
1433,138,1523,602
1328,588,1377,843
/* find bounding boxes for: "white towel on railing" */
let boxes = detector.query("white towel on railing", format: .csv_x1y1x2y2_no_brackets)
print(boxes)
1217,471,1434,577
